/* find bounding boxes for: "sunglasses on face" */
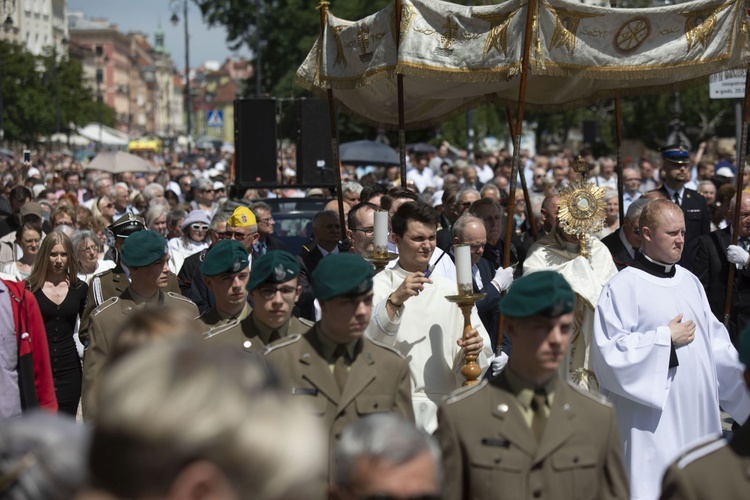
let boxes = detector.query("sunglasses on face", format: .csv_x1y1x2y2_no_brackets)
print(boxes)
190,224,209,231
225,230,250,240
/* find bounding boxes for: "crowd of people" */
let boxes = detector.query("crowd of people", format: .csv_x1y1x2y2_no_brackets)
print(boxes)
0,138,749,500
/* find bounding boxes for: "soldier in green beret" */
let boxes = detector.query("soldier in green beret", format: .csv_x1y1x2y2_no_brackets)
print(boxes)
434,271,629,500
78,213,181,349
660,326,750,499
264,253,414,498
203,248,312,352
81,230,199,420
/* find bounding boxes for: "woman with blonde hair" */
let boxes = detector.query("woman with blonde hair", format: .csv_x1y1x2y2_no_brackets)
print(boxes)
144,204,169,238
27,230,88,415
90,195,115,226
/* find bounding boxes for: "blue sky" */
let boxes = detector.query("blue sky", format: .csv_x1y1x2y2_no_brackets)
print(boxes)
68,0,252,70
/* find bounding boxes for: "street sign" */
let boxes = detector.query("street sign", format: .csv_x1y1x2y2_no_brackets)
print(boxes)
709,70,746,99
206,109,224,128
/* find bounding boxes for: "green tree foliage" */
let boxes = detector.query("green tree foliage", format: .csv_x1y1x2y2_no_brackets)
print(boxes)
0,40,115,146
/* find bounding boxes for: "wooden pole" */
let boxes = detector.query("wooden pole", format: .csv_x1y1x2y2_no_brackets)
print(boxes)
497,0,538,352
396,0,407,187
723,66,750,328
319,1,347,242
505,104,538,241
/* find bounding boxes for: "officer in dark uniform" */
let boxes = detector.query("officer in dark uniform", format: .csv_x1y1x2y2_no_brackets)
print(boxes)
657,143,710,272
79,213,181,347
264,253,414,498
204,249,312,353
434,271,629,500
660,327,750,499
82,230,199,419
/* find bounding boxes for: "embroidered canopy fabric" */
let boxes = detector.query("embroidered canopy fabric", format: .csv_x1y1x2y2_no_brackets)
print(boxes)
297,0,750,129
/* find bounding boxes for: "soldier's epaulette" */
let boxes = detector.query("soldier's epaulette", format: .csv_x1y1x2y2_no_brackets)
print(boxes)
443,380,488,405
298,317,314,328
203,319,240,340
263,334,302,355
566,381,613,408
675,435,727,470
93,297,118,316
365,336,406,359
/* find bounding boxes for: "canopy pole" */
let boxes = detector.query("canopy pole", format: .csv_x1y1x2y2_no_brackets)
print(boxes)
396,0,407,187
497,0,538,352
615,96,625,223
505,104,538,241
319,1,347,242
723,65,750,328
610,1,625,224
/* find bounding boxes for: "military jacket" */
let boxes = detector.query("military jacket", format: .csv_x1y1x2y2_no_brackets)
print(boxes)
203,311,312,354
81,288,199,419
434,372,629,500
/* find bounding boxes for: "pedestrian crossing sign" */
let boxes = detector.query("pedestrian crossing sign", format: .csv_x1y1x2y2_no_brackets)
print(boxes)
206,110,224,128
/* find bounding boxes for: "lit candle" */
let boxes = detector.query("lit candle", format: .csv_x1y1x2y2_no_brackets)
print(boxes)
373,211,388,256
454,244,472,295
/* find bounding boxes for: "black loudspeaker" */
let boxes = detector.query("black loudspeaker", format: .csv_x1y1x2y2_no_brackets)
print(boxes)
582,120,601,144
296,99,334,185
235,98,278,186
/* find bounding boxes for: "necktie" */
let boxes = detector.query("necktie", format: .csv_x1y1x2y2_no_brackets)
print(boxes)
269,330,280,343
531,388,548,442
333,345,349,391
673,191,680,207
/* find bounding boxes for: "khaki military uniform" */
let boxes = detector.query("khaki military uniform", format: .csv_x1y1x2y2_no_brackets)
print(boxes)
204,310,312,354
660,423,750,500
81,288,199,419
264,326,414,497
435,371,629,500
78,263,182,347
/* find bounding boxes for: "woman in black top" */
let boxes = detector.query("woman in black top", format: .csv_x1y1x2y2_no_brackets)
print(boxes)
27,230,88,415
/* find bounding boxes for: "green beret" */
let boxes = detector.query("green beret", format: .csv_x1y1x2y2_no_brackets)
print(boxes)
739,324,750,367
499,271,574,318
312,253,373,301
201,240,249,276
246,250,299,291
120,230,168,268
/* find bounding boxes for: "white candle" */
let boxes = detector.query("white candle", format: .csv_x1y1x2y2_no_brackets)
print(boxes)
454,244,472,294
373,211,388,254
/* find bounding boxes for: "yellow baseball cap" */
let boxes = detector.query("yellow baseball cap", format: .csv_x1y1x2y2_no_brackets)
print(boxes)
228,206,257,227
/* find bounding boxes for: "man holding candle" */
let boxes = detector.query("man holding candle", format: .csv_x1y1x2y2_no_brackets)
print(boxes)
366,201,494,432
452,214,515,354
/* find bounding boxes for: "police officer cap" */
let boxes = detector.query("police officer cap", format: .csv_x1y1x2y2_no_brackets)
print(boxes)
108,213,146,238
738,324,750,367
120,230,168,268
499,271,574,318
312,253,373,301
201,240,249,277
246,250,299,291
660,143,690,165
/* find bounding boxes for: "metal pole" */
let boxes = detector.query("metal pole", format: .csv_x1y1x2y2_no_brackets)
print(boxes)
184,0,191,147
615,97,625,223
505,104,537,241
255,0,262,97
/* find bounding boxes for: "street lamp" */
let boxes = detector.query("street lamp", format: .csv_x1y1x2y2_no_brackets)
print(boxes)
54,37,68,138
0,0,14,143
169,0,191,148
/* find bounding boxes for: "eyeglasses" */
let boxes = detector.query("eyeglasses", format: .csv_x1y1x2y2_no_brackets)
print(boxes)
190,224,209,231
202,189,215,193
226,230,251,240
81,244,99,253
102,203,114,208
352,227,375,235
257,285,297,299
258,217,274,225
633,227,641,235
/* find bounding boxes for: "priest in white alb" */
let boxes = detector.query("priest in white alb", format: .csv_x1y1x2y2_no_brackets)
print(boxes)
593,199,750,500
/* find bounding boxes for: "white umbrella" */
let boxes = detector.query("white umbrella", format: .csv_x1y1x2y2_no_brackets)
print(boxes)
85,151,160,174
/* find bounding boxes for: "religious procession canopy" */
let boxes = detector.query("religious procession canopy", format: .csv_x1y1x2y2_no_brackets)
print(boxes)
297,0,750,129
